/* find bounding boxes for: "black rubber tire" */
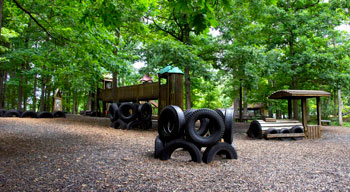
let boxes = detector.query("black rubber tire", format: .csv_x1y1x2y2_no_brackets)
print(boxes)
184,108,197,120
247,120,262,139
4,109,21,117
118,103,137,123
21,111,38,118
279,128,291,141
159,139,202,163
223,108,235,144
126,120,143,130
202,142,238,164
264,128,279,140
158,105,185,142
111,119,127,129
0,109,7,117
215,109,225,120
52,111,66,118
142,120,153,130
185,108,225,147
154,136,164,159
108,103,119,122
290,126,304,140
138,103,152,121
38,111,54,118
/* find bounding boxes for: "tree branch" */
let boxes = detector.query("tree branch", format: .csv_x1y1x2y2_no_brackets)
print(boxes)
146,16,183,42
12,0,55,39
295,0,320,12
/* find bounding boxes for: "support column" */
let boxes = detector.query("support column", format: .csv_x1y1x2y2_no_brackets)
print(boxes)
288,98,292,119
316,97,321,126
301,98,307,127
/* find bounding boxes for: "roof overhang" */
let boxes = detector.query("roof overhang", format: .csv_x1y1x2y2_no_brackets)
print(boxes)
269,90,331,100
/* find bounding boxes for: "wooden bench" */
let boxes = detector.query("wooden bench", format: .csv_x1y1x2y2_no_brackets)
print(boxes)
321,120,331,126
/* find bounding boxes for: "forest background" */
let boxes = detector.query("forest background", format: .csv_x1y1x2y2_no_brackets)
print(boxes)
0,0,349,125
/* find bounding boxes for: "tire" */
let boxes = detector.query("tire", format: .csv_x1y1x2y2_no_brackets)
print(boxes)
111,119,127,129
159,139,202,163
0,109,7,117
158,105,185,142
247,120,262,139
108,103,119,122
21,111,38,118
279,128,290,141
52,111,66,118
264,128,279,140
215,109,225,120
38,111,54,118
154,136,164,158
185,108,225,147
223,108,235,144
142,120,152,130
290,126,304,140
202,142,238,164
184,108,209,137
118,103,137,123
4,109,21,117
138,103,152,121
126,120,143,130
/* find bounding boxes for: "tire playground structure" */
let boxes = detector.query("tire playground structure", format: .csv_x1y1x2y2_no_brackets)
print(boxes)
247,120,305,140
155,105,238,164
108,102,153,130
0,109,66,118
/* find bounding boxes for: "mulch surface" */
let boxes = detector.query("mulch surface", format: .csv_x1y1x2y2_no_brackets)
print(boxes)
1,115,350,191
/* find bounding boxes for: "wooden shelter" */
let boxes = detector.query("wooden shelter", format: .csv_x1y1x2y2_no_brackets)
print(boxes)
269,90,330,139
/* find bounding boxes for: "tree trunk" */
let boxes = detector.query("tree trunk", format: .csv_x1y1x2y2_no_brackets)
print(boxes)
45,84,50,111
73,91,77,114
243,88,248,117
234,97,239,118
0,71,6,108
112,71,118,102
185,67,192,109
17,64,24,111
334,90,337,117
33,74,37,111
338,89,343,126
39,77,46,112
239,80,243,122
0,0,4,43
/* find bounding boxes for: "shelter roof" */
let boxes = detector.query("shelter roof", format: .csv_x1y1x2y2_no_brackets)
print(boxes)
269,90,331,99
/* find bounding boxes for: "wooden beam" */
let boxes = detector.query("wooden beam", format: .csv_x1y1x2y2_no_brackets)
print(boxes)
301,98,308,127
317,97,321,126
288,99,292,119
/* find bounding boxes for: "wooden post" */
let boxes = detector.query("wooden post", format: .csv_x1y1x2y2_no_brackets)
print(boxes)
288,98,292,119
316,97,321,126
301,98,307,127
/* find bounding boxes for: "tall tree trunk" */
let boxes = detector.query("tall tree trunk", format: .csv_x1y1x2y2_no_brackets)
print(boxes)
334,90,337,117
0,0,4,43
39,77,46,112
112,71,118,102
45,84,50,111
73,91,77,114
185,67,191,109
243,88,248,117
239,79,243,122
234,97,239,118
0,71,6,108
33,74,37,111
338,89,343,126
18,64,24,111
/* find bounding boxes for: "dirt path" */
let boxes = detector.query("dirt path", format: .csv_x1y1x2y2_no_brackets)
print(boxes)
1,116,350,191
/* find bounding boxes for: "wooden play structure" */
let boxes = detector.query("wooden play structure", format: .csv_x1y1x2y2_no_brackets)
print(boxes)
248,90,330,139
97,66,184,115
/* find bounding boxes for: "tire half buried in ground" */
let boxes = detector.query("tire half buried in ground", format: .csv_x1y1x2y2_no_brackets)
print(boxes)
21,111,38,118
154,136,164,158
52,111,66,118
159,139,202,163
223,108,234,144
5,109,21,117
202,142,238,164
291,126,304,140
119,103,137,123
264,128,279,140
38,111,54,118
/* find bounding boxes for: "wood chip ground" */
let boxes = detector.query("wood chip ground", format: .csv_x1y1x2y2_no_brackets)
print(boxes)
1,115,350,191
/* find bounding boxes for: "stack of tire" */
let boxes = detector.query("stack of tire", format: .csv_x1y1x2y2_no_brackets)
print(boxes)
108,102,153,130
0,109,65,118
155,106,238,164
